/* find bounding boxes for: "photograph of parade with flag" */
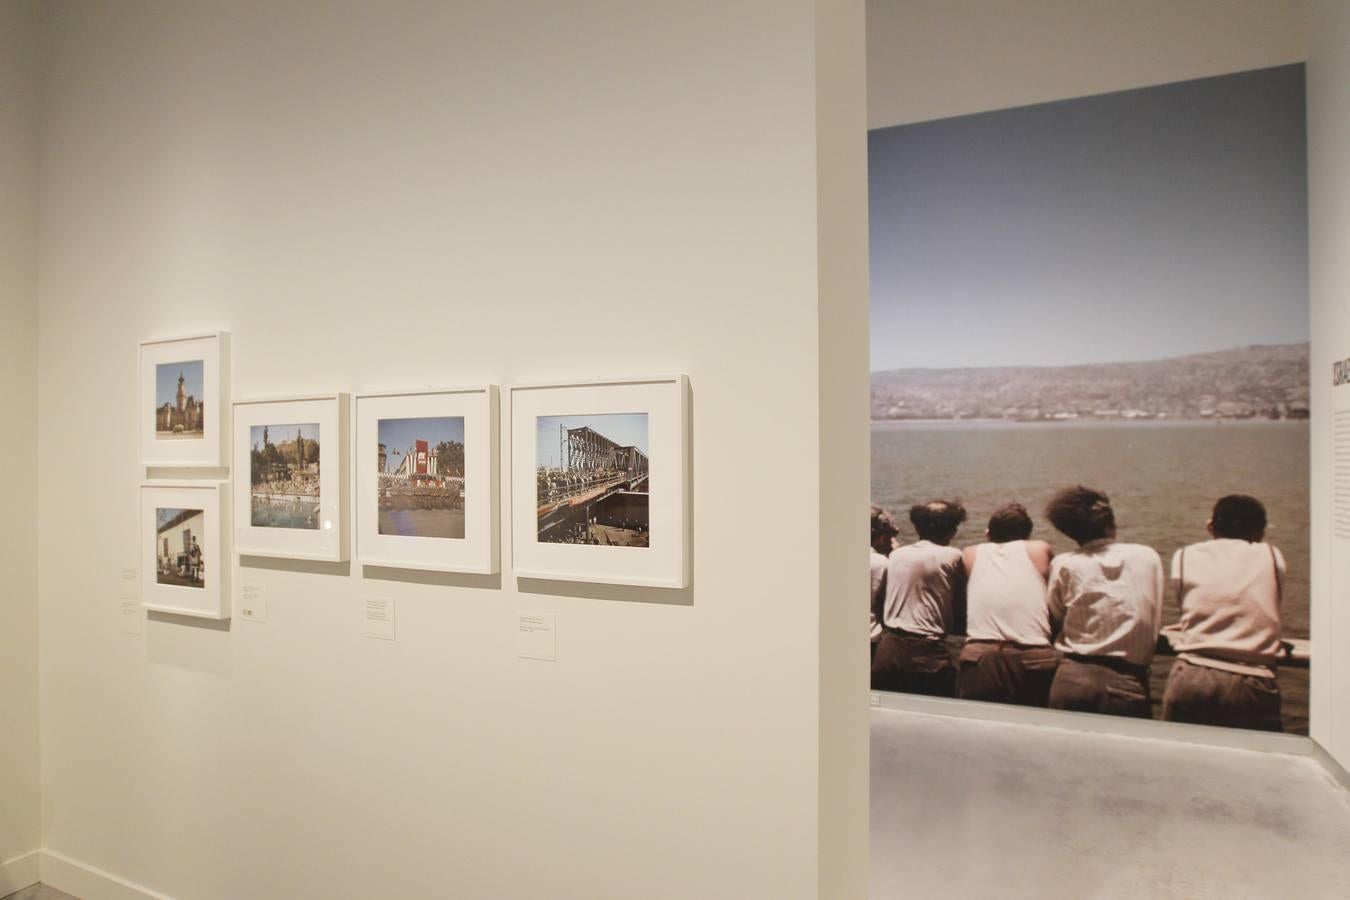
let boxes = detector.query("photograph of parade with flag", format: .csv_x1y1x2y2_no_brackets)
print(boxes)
376,416,466,539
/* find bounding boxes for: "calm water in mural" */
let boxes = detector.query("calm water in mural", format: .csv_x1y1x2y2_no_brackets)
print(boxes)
872,419,1312,733
872,419,1311,635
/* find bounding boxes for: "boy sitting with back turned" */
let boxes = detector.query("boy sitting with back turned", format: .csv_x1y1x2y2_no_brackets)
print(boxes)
1162,494,1285,732
958,503,1059,707
870,505,900,662
1044,486,1163,719
871,500,967,697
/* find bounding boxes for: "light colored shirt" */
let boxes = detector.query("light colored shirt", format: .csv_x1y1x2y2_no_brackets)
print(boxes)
1048,539,1164,667
882,540,964,638
870,549,888,642
966,541,1052,645
1171,539,1284,678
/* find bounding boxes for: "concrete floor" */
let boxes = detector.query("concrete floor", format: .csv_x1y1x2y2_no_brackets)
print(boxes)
9,716,1348,900
872,709,1350,900
2,887,78,900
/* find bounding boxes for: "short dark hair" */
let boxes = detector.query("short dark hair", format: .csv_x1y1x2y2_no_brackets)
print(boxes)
1211,494,1267,541
871,505,899,541
909,500,967,542
987,503,1033,543
1045,485,1115,545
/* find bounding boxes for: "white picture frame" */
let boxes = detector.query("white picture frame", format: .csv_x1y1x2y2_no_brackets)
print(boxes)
233,394,349,562
510,375,689,588
355,386,500,574
139,332,230,467
141,481,230,619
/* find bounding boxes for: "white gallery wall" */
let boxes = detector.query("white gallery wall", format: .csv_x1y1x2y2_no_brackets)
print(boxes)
1307,0,1350,774
0,0,42,892
867,0,1307,129
814,1,871,893
34,2,868,899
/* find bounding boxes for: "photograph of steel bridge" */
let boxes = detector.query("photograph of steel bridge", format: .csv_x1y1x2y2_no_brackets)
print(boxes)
377,416,466,539
250,423,321,529
536,413,650,547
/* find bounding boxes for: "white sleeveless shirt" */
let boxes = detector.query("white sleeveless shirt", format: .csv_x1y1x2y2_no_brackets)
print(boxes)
966,541,1052,645
1171,539,1284,677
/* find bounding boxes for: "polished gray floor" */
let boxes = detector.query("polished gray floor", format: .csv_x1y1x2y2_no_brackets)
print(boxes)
8,718,1348,900
2,887,78,900
872,709,1350,900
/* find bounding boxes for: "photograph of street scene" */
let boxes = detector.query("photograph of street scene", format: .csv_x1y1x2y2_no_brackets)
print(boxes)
156,507,205,588
377,416,465,539
250,423,321,529
537,413,649,547
154,360,205,439
869,65,1311,734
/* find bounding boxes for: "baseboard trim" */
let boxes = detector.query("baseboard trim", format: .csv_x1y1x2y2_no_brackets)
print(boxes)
40,850,174,900
0,850,41,896
873,691,1316,756
1311,740,1350,793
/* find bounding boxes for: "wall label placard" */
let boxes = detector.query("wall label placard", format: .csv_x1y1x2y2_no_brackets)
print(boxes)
118,566,141,634
118,566,139,597
364,596,396,640
239,584,268,622
1333,358,1350,387
1335,363,1350,541
517,611,556,661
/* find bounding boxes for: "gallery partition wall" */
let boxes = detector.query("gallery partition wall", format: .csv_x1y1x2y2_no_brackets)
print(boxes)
0,0,41,893
1307,0,1350,774
28,2,869,899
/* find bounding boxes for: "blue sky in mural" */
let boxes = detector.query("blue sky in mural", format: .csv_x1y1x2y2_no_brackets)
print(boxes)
869,64,1309,371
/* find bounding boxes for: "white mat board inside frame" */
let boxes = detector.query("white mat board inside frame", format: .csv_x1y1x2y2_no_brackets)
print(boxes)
510,375,689,588
354,386,499,574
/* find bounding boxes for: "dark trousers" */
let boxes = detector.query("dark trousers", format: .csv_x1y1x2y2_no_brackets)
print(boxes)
1048,656,1152,719
958,642,1059,707
1162,658,1283,732
872,632,956,697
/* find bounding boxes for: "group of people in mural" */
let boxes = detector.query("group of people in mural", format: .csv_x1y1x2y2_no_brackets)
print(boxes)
870,487,1286,731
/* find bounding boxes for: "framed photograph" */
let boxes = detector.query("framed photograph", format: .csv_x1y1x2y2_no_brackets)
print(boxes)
141,481,229,619
510,376,689,588
355,386,500,573
139,332,230,467
233,394,349,561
